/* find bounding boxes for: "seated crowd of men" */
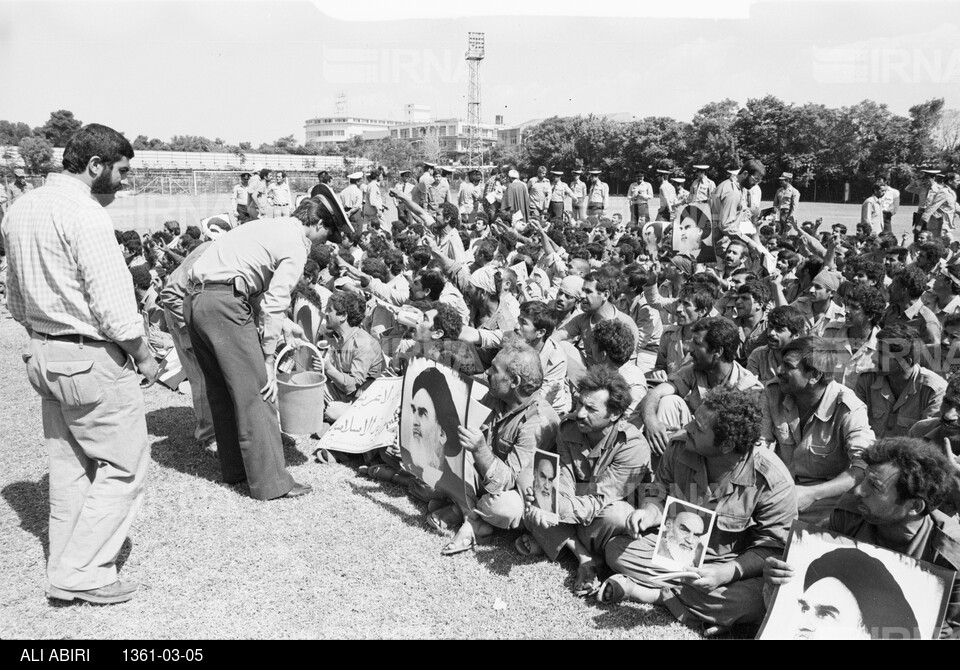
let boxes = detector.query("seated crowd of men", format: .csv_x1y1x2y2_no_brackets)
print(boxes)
118,162,960,638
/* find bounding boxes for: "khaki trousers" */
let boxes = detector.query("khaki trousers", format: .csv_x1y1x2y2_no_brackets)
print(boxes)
24,334,150,591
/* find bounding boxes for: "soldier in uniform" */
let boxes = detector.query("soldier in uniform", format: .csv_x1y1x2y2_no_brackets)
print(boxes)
547,170,574,222
672,177,689,211
528,166,552,220
587,170,609,218
627,169,654,225
773,172,800,235
570,169,588,221
656,169,677,222
339,171,364,232
688,165,716,204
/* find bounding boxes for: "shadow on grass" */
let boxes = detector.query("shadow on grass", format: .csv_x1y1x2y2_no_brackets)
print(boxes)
472,534,524,577
2,476,133,574
146,407,307,485
591,605,667,630
3,475,50,558
346,479,426,527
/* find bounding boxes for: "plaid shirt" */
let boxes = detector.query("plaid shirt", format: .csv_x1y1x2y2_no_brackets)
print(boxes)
1,173,143,342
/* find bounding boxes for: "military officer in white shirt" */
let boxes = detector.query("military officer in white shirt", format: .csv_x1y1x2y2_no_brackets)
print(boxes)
627,169,654,224
688,165,715,204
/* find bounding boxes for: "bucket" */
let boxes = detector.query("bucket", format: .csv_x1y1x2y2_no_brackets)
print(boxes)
275,343,326,435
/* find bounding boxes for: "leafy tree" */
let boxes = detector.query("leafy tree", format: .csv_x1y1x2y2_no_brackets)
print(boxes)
18,136,55,173
362,138,424,174
0,120,34,146
932,108,960,154
522,115,622,176
686,99,740,171
907,98,945,166
619,116,690,180
36,110,82,147
168,135,215,152
273,135,299,151
485,142,523,170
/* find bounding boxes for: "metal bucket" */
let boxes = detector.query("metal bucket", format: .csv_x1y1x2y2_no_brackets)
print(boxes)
274,343,326,434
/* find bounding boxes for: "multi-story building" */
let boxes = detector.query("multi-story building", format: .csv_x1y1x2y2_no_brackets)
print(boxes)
497,118,544,149
304,116,399,147
388,118,500,160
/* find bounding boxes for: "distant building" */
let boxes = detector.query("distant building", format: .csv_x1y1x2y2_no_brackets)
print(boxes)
497,118,544,149
404,104,432,123
304,116,399,147
389,118,501,160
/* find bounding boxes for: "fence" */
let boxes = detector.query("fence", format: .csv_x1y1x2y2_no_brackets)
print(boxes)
124,170,354,196
1,145,371,172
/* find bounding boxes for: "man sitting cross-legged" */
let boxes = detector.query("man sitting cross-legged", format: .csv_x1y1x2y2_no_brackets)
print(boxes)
517,365,652,596
601,387,797,636
438,339,560,555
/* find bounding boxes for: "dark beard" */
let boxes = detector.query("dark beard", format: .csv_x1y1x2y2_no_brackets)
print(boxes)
90,168,119,206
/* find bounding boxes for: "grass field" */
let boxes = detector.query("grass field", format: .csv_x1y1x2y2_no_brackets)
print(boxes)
0,313,702,640
110,191,917,240
2,190,918,640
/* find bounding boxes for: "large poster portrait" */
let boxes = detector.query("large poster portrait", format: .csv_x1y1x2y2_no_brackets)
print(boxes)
758,522,956,640
671,202,713,262
399,358,478,511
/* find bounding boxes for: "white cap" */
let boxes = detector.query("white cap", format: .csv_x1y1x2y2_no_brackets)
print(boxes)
508,169,519,179
348,172,363,180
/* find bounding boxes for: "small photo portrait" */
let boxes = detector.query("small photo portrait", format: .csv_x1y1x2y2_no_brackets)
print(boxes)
758,523,955,640
652,497,716,572
532,449,560,515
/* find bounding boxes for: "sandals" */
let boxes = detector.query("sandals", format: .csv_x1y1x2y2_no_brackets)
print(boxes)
513,533,545,558
573,561,602,597
597,574,632,605
427,505,463,533
440,533,490,556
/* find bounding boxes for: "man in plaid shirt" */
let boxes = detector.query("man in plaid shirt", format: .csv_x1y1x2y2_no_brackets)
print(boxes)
2,124,157,605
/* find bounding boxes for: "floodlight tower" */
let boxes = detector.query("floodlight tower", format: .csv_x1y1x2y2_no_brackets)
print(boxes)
465,32,485,167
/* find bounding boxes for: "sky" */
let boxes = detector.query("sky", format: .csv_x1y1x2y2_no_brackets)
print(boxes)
1,0,959,146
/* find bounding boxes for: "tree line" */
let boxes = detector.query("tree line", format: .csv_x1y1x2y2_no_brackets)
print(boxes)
518,97,959,202
4,99,958,202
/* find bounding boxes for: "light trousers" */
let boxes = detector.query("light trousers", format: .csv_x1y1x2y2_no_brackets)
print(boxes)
25,334,150,590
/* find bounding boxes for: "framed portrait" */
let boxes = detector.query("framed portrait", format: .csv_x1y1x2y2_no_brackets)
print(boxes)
757,522,956,640
652,497,716,573
531,449,560,516
399,357,478,511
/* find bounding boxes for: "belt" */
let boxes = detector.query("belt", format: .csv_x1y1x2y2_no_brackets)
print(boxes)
37,332,105,344
192,281,237,293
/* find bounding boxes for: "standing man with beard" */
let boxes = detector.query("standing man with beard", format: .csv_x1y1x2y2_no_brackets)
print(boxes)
2,124,158,604
501,169,531,224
